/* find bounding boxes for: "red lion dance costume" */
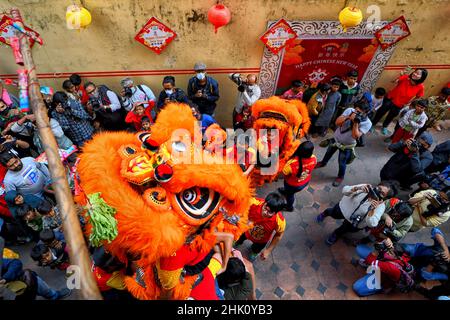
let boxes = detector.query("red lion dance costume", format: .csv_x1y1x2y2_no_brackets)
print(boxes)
76,103,252,300
251,96,310,186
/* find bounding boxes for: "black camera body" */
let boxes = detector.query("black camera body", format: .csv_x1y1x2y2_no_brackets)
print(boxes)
367,185,383,201
351,214,363,228
89,98,102,112
123,87,133,98
409,139,420,151
230,73,248,92
353,111,365,124
374,241,389,252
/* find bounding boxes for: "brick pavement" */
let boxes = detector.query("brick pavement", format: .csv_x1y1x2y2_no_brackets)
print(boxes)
9,122,449,300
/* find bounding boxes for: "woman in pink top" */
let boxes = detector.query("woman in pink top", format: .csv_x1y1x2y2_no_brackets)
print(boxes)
281,80,304,100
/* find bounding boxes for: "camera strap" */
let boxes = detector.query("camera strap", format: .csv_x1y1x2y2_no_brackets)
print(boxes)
348,193,370,225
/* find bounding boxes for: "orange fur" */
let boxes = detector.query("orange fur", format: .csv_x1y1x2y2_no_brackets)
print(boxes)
251,96,310,186
77,104,253,299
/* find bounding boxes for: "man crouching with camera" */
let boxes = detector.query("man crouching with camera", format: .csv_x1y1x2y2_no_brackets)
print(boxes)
229,73,261,130
316,181,398,245
380,131,434,190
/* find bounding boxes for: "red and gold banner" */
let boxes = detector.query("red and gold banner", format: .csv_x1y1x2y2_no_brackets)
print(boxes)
374,16,411,50
135,17,177,54
260,19,297,55
276,37,379,92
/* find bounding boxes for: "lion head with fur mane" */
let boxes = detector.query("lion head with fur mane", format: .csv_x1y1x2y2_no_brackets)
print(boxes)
250,96,310,186
76,103,252,299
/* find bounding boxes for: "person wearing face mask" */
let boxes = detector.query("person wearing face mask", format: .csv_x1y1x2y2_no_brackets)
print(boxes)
156,76,189,112
372,68,428,136
230,74,261,130
380,131,434,190
187,62,220,116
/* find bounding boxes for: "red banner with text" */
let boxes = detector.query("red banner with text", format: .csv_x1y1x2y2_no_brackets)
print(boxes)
276,37,379,94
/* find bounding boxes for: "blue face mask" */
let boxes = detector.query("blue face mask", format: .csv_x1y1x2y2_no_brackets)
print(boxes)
196,72,206,81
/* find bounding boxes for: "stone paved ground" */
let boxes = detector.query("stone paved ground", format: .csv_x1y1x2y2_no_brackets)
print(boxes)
9,122,449,300
246,122,450,300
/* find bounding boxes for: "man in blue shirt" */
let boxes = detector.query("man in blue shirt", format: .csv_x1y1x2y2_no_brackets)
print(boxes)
191,105,216,134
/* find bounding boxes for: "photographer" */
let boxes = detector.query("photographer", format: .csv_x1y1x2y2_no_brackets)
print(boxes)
230,73,261,130
156,76,189,112
353,238,416,297
409,189,450,232
380,131,433,190
119,78,156,113
85,82,124,131
426,140,450,174
368,199,414,243
402,228,449,283
316,181,398,245
187,62,220,116
50,91,93,147
315,100,372,187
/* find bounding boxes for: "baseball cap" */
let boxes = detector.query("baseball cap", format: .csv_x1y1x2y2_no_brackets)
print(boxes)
194,62,207,71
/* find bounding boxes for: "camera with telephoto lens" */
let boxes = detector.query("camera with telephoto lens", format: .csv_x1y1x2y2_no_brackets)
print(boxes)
123,87,133,98
382,225,395,237
353,111,365,124
230,73,248,92
89,98,102,112
367,185,383,201
374,241,389,252
408,139,420,151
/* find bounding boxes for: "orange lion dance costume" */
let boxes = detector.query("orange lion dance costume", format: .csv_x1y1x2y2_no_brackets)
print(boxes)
76,103,252,299
251,96,310,186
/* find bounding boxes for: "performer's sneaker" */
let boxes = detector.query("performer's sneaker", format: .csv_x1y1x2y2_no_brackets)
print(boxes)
332,177,344,187
248,252,259,262
56,288,72,300
315,161,326,169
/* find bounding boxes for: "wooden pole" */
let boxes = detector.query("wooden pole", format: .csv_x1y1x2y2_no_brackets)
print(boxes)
9,7,102,300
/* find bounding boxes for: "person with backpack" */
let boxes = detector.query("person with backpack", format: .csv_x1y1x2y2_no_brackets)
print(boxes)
119,78,156,114
187,62,220,116
85,81,124,131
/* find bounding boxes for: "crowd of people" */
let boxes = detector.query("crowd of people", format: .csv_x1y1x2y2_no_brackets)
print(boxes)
0,62,449,300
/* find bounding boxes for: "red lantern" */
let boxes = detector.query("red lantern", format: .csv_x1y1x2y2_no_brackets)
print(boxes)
207,3,231,33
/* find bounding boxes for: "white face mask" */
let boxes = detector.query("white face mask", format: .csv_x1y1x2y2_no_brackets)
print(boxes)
196,72,206,81
165,89,173,95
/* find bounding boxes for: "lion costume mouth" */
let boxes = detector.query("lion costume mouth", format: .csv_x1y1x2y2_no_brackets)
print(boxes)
76,103,253,300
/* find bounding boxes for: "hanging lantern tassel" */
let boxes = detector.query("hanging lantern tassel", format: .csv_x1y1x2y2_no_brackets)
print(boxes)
66,5,92,30
339,7,363,32
17,69,29,113
208,3,231,33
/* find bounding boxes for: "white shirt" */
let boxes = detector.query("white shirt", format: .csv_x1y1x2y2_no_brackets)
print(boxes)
234,85,261,113
339,184,386,228
121,85,156,111
106,91,122,112
371,94,384,111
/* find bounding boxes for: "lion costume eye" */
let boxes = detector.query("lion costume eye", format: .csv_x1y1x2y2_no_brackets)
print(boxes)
175,187,221,220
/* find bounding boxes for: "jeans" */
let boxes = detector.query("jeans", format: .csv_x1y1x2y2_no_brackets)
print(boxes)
356,244,373,259
371,98,402,129
321,145,352,178
283,181,307,209
353,273,384,297
36,275,59,300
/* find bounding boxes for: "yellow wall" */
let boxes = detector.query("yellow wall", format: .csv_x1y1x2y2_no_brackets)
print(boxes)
1,0,449,126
